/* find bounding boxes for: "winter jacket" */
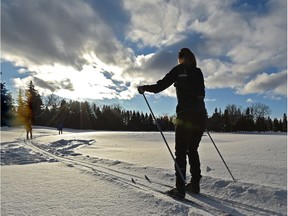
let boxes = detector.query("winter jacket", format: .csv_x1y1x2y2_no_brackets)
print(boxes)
142,63,206,114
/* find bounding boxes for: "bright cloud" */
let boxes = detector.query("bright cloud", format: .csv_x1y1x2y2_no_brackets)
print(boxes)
246,98,255,104
237,71,287,98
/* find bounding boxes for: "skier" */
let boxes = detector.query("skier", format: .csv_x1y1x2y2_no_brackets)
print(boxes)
138,48,207,198
24,119,33,140
57,122,63,134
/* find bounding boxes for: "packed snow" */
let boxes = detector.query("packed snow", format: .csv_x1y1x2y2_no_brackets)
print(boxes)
1,126,287,216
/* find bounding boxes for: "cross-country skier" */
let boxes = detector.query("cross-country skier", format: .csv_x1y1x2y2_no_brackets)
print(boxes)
138,48,207,198
24,119,32,140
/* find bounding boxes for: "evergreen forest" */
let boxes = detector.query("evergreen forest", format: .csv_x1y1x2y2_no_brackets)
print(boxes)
1,81,287,133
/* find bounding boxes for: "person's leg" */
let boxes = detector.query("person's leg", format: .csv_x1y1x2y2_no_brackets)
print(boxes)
183,111,206,194
175,123,188,191
188,131,203,183
167,116,191,198
30,129,32,139
188,130,203,181
186,129,204,193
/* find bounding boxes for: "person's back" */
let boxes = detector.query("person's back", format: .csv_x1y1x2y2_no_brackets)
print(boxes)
173,63,206,114
138,48,207,198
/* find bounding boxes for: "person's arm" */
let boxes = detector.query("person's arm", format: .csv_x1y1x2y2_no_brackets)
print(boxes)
138,68,178,94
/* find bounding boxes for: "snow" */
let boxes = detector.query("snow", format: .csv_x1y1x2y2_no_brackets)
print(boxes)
1,126,287,216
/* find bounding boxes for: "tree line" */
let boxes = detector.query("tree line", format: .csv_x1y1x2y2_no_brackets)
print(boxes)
207,105,287,132
1,81,287,132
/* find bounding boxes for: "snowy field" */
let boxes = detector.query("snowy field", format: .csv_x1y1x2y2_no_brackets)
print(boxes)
1,126,287,216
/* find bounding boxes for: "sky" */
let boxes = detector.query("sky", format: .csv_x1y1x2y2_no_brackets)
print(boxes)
1,0,287,119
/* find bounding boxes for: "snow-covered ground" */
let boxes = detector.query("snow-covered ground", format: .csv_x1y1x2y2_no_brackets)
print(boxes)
1,126,287,216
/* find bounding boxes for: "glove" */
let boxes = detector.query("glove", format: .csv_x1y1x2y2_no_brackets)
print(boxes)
137,86,145,94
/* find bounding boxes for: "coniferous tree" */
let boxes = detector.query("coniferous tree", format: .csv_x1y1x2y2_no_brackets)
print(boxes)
209,108,223,131
273,118,280,132
255,117,266,132
43,94,60,127
1,83,14,126
266,117,273,131
282,113,287,132
92,104,102,130
80,101,94,129
244,108,255,132
225,104,241,132
25,81,43,125
17,89,32,128
58,99,68,126
223,109,230,132
147,114,155,131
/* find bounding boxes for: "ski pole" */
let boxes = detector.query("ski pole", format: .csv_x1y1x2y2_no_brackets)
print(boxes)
206,130,236,181
142,93,186,185
19,129,25,139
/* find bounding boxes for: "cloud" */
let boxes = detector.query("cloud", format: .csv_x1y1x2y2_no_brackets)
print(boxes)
1,0,133,100
2,0,91,69
18,68,29,74
237,70,287,99
123,0,286,88
246,98,254,103
1,0,286,102
1,0,131,70
32,77,63,92
188,0,287,89
205,98,217,102
33,77,74,93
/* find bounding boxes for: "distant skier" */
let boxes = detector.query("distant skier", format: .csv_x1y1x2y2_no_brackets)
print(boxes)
57,122,63,134
138,48,207,198
24,120,33,140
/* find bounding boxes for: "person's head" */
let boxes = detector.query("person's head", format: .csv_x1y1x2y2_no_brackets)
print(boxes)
178,48,196,66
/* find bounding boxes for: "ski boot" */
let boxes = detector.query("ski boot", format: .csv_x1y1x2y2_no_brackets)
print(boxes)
166,187,185,198
186,180,200,194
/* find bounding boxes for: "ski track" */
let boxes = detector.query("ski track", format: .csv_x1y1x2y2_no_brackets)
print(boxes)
24,139,222,216
19,135,285,216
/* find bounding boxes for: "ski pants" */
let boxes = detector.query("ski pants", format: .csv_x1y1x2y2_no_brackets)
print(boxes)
175,111,206,189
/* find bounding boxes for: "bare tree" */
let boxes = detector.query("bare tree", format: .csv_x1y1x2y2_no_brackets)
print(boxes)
250,102,271,120
44,94,61,110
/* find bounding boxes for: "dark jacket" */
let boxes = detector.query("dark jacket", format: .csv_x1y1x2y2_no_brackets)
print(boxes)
143,63,206,114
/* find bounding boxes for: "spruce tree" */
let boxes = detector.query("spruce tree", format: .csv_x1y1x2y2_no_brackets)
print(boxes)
1,83,14,126
25,81,43,125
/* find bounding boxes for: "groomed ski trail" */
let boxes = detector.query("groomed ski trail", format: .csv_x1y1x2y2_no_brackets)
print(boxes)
23,138,284,216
